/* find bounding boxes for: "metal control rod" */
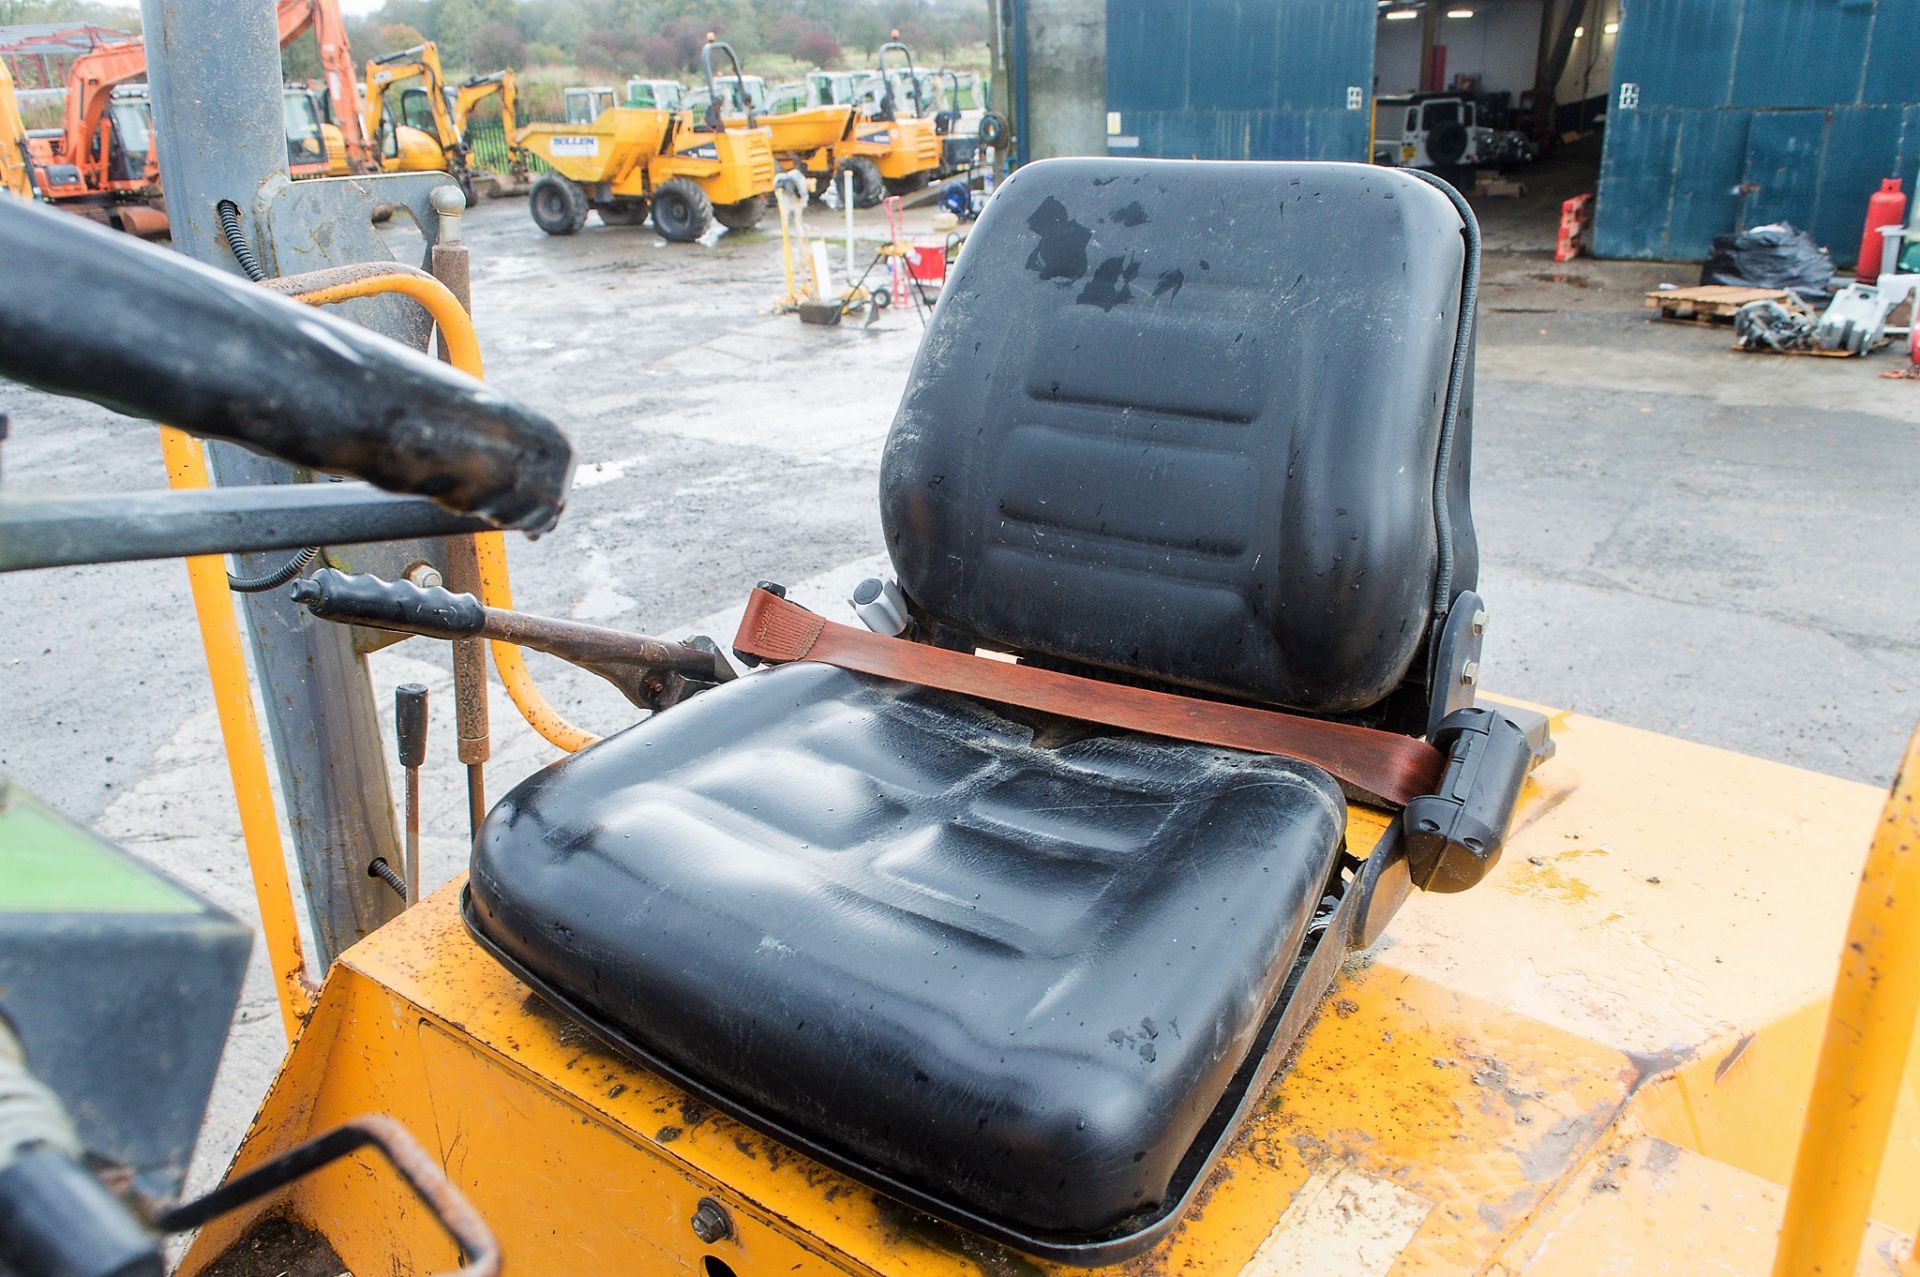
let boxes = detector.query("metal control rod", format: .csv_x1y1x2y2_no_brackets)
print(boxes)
291,569,732,713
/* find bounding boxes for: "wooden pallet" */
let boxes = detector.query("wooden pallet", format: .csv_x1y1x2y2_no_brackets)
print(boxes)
1645,285,1796,324
1730,337,1892,358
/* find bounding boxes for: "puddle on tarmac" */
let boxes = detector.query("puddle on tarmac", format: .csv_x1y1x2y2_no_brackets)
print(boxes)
573,457,643,489
1528,272,1594,288
573,547,637,620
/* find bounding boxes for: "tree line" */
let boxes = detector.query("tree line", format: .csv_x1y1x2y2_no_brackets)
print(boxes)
336,0,987,77
2,0,988,80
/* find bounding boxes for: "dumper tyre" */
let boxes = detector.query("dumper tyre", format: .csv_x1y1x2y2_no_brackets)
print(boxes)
530,174,589,235
651,178,713,242
596,200,650,226
713,194,768,231
839,156,886,208
884,171,929,197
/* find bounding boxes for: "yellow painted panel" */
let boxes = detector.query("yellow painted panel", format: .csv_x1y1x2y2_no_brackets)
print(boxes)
1637,997,1920,1230
179,704,1918,1275
1494,1125,1906,1275
1382,708,1884,1060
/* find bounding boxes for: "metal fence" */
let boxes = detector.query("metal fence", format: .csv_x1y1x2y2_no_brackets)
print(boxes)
464,119,548,175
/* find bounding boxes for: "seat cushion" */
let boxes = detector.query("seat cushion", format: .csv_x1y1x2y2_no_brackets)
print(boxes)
468,662,1347,1236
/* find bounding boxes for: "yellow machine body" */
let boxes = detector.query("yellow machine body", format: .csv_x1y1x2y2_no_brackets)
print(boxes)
177,705,1920,1275
796,112,942,184
517,109,776,209
738,104,859,159
383,123,449,175
723,104,943,191
319,121,350,177
0,59,31,200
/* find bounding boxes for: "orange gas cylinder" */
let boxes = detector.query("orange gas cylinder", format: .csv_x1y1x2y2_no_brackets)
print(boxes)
1855,177,1905,284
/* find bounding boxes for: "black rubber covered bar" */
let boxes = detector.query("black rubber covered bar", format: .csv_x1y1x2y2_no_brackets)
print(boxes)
291,568,485,636
0,197,573,533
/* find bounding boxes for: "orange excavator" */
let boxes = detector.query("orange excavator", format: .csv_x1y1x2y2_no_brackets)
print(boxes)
10,31,169,235
275,0,375,175
4,6,362,235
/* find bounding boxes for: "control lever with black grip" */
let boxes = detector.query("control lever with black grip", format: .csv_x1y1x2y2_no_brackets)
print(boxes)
291,569,734,713
0,198,572,533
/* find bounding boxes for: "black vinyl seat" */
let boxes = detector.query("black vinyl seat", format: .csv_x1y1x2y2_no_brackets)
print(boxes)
470,663,1346,1236
468,158,1478,1259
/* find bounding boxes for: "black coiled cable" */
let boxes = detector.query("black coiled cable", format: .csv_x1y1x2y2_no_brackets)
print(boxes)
215,199,322,592
215,199,267,282
225,545,321,593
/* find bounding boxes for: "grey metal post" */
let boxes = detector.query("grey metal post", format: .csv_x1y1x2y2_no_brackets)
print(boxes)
1020,0,1107,160
139,0,405,962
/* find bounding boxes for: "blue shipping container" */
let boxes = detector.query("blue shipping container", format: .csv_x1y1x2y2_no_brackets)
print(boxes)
1028,0,1380,163
1596,0,1920,265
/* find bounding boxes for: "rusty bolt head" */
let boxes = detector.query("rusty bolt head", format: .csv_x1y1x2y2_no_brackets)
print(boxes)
691,1197,733,1244
1471,609,1489,636
1460,660,1481,686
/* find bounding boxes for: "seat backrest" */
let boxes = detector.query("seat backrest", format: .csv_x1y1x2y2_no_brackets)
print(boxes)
879,158,1477,721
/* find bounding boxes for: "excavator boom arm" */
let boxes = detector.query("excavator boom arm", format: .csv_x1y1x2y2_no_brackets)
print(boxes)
277,0,370,167
366,44,460,158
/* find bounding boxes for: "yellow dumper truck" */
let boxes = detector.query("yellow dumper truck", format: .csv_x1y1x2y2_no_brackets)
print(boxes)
517,42,775,241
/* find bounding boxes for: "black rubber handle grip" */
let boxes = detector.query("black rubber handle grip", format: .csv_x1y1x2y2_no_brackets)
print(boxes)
0,198,573,533
290,568,485,636
395,683,429,768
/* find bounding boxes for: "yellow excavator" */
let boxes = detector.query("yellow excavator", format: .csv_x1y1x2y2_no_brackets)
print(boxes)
3,23,1919,1277
450,67,530,191
0,59,31,200
364,42,525,203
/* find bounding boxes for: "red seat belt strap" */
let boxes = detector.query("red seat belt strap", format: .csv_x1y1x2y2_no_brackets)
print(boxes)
731,588,1444,808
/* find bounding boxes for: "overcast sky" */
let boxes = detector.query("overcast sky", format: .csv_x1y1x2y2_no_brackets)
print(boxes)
98,0,384,14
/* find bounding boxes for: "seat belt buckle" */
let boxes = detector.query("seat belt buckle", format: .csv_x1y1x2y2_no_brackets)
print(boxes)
1403,707,1531,893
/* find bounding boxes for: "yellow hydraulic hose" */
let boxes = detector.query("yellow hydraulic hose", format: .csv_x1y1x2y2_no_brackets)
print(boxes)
469,531,597,751
269,264,598,753
1772,723,1920,1276
158,427,315,1038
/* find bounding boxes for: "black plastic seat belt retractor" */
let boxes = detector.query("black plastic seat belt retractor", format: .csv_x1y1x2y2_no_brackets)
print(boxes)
1404,706,1532,893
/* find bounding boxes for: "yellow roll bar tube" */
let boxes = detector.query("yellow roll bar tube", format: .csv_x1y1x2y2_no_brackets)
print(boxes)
158,428,316,1038
266,264,599,754
1772,723,1920,1276
161,262,591,1033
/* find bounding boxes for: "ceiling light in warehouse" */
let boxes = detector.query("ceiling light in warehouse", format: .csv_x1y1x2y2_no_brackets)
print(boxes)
1447,8,1474,16
1385,9,1419,19
1603,20,1620,31
1573,24,1586,35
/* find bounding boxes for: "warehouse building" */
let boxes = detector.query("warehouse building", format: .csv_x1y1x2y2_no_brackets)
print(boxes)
994,0,1920,265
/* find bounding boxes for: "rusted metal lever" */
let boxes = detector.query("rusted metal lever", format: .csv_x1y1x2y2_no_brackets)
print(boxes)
153,1115,499,1277
291,568,734,713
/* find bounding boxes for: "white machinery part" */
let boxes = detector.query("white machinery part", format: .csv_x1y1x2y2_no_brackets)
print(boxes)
1815,273,1918,353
